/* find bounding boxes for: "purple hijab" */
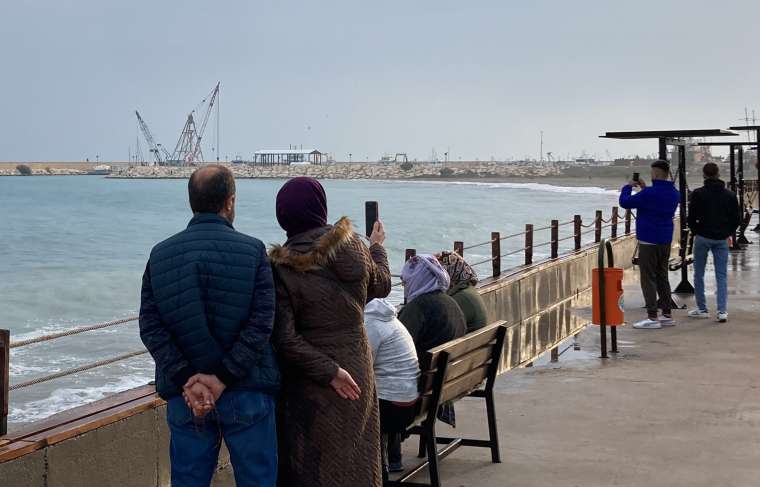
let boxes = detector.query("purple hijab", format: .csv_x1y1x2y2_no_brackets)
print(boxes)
276,177,328,238
402,254,451,303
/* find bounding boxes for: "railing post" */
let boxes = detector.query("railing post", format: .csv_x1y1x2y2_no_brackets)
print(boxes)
611,207,619,240
454,241,464,257
595,210,602,243
524,224,533,266
491,232,501,277
405,249,416,262
574,214,582,251
550,219,559,259
1,329,9,436
624,209,631,235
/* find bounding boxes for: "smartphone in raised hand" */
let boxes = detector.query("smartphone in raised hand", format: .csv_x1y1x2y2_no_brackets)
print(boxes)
365,201,379,237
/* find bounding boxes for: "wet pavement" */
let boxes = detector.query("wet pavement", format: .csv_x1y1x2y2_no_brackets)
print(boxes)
392,232,760,486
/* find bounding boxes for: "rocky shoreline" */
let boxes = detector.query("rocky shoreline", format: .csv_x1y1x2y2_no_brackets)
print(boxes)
108,161,563,180
0,167,90,176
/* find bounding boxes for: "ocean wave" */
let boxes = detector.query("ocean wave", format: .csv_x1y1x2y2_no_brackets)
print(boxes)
9,374,152,424
381,179,618,195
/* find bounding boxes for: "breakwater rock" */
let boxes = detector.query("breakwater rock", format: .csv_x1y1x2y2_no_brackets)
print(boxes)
110,161,562,180
0,167,89,176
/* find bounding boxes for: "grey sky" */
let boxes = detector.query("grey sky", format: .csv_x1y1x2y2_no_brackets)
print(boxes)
1,0,758,162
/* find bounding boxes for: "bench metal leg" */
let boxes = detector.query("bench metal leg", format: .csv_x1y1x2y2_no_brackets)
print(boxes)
425,427,441,487
485,389,501,463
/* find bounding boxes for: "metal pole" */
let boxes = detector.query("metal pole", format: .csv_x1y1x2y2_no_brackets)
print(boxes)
755,129,760,234
625,209,631,235
524,224,533,266
728,145,742,250
595,210,602,243
1,329,9,436
550,220,559,259
659,137,668,161
491,232,501,278
574,215,582,251
729,144,737,193
737,146,750,245
611,207,619,240
674,144,694,294
454,241,464,257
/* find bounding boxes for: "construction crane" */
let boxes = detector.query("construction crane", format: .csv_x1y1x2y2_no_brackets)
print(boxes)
135,111,170,166
170,82,220,165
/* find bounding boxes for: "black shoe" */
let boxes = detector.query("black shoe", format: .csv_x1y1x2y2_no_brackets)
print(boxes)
388,461,404,473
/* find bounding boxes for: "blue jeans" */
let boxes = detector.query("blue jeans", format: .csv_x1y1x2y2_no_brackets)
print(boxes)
167,390,277,487
693,235,729,313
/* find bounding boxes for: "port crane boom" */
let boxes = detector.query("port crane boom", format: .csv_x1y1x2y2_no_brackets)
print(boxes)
189,82,220,164
135,111,170,165
170,82,221,165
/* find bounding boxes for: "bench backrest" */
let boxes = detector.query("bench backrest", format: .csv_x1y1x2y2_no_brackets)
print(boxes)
416,321,508,420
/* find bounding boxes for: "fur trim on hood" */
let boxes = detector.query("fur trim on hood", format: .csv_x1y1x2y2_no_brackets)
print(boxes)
269,216,355,273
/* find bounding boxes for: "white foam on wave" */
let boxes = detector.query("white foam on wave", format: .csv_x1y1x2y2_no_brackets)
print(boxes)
9,374,153,424
382,179,618,196
9,363,48,376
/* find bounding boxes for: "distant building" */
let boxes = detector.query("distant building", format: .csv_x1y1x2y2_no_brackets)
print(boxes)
252,149,324,165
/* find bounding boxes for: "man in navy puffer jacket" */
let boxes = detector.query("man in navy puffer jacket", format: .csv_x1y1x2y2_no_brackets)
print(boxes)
619,160,680,329
139,165,278,487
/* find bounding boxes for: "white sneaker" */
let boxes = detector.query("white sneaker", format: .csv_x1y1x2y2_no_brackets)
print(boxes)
716,312,728,323
688,308,709,319
659,315,676,327
633,318,662,329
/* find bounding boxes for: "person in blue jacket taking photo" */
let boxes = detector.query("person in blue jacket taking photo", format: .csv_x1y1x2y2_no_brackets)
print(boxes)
619,160,680,329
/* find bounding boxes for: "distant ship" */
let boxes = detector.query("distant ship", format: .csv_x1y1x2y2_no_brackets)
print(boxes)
92,165,112,175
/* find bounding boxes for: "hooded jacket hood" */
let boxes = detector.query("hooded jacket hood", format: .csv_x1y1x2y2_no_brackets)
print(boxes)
269,217,368,282
364,298,397,322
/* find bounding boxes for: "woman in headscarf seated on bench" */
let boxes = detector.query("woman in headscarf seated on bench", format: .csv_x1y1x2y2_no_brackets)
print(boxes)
437,250,489,332
385,254,466,472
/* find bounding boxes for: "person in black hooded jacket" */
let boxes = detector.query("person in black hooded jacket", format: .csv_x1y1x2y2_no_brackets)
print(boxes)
687,162,741,323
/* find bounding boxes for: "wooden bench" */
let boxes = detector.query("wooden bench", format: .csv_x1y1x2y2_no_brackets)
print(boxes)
384,321,508,487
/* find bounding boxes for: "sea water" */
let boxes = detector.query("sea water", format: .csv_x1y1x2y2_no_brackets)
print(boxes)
0,176,617,424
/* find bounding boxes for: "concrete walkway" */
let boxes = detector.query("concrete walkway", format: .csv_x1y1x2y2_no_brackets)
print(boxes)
396,240,760,486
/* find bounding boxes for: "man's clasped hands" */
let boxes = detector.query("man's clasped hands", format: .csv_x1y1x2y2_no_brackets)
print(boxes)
182,373,226,418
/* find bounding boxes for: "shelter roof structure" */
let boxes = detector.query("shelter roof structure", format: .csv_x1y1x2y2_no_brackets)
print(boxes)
252,148,324,165
253,149,322,155
695,141,757,146
729,125,760,131
600,129,738,139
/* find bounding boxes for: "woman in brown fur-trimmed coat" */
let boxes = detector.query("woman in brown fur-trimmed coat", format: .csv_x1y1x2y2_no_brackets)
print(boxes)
270,177,391,487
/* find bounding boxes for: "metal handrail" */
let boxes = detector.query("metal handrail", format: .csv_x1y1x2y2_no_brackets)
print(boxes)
9,350,149,391
500,247,528,258
470,256,497,266
498,230,525,241
10,316,138,349
463,237,498,251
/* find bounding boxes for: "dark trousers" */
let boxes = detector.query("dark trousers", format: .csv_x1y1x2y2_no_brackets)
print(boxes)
638,243,672,318
381,400,417,466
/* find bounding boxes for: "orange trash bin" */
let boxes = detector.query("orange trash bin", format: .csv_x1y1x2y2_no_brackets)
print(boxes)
592,267,625,326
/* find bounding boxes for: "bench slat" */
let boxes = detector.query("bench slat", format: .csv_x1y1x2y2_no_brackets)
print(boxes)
443,345,494,383
418,344,495,394
426,321,506,363
440,364,490,404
